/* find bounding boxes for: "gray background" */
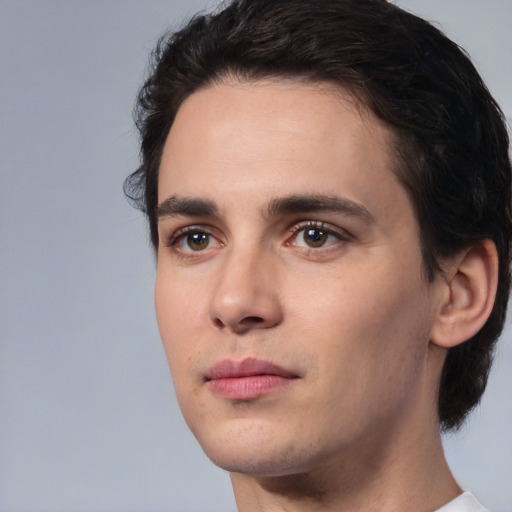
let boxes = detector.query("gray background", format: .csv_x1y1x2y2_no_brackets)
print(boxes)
1,1,510,511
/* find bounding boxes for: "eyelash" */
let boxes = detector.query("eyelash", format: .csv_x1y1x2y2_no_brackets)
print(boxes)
163,220,351,258
165,225,219,248
286,221,351,249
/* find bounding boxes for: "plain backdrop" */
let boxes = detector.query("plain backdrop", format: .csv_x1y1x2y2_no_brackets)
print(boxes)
1,1,511,511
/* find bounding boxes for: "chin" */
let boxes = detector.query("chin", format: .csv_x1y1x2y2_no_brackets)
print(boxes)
191,418,329,477
205,447,307,477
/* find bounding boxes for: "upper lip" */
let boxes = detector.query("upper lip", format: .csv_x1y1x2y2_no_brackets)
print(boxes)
205,357,297,380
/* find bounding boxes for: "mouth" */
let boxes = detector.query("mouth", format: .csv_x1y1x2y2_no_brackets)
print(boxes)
205,357,298,400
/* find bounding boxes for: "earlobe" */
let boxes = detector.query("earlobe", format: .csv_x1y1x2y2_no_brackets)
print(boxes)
431,240,498,348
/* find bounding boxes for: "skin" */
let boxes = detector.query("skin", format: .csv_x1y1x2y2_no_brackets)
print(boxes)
155,80,463,511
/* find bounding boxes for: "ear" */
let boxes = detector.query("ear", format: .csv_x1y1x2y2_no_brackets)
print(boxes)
431,240,499,348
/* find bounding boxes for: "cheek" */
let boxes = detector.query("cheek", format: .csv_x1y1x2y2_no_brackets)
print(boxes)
292,254,432,387
347,274,431,406
154,270,206,373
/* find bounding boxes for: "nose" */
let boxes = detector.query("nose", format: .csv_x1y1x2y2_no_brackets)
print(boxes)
209,248,283,334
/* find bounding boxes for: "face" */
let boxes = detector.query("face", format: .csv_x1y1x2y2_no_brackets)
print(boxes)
155,80,443,477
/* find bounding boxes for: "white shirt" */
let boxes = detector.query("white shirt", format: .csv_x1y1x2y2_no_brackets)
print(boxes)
436,492,489,512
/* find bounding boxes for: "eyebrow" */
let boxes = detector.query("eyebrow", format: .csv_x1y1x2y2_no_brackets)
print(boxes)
157,196,218,218
267,194,374,223
156,193,374,223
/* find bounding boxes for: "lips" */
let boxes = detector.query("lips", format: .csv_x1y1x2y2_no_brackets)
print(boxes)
205,357,298,400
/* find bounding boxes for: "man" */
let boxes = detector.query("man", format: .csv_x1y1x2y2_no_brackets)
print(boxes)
125,0,511,510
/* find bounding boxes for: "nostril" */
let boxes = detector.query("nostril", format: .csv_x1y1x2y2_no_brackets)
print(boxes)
231,316,266,334
213,317,225,329
241,316,265,325
212,314,267,332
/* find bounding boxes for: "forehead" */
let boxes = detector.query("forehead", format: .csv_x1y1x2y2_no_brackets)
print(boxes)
165,79,392,158
158,79,410,227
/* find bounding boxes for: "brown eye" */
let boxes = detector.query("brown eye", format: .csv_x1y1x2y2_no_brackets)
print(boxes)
186,232,210,251
303,228,329,247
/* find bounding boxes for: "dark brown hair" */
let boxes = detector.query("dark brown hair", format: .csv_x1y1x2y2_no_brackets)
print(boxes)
125,0,512,430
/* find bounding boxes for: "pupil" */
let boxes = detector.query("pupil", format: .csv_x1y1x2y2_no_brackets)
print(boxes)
187,232,208,250
304,228,327,247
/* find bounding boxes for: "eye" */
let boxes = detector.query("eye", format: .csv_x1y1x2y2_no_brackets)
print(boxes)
184,232,211,251
287,222,348,249
167,227,222,253
300,227,331,248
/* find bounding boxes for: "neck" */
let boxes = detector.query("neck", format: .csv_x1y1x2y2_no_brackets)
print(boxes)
231,423,459,512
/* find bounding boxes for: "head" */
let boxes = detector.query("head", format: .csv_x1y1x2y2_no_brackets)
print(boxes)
125,0,511,433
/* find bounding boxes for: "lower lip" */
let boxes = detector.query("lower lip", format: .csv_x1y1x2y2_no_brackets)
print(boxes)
207,375,294,400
